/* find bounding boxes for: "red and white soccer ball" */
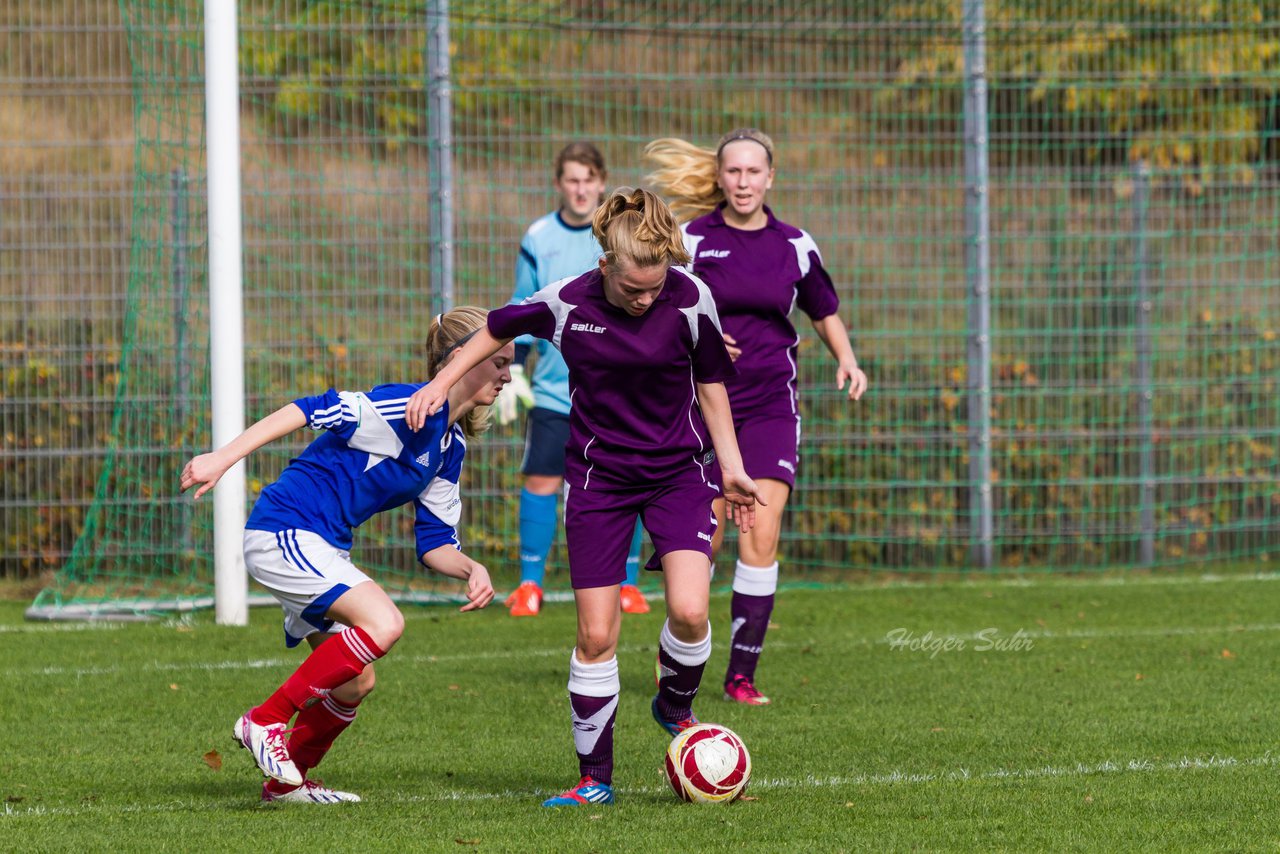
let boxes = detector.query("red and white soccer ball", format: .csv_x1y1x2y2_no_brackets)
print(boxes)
664,723,751,803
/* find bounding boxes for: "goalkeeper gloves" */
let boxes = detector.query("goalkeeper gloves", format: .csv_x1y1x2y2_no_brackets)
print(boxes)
494,364,535,425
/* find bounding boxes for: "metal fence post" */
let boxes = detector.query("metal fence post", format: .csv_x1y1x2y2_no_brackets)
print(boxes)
170,168,193,556
963,0,993,567
426,0,455,314
1133,160,1155,564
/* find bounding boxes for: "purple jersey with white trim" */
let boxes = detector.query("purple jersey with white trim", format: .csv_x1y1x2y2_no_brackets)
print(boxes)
487,267,736,490
681,205,840,417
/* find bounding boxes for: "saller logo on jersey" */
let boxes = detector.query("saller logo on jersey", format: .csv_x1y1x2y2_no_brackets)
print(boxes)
570,322,606,334
700,249,730,258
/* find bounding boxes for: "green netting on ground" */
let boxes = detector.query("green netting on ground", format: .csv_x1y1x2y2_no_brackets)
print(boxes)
24,0,1280,616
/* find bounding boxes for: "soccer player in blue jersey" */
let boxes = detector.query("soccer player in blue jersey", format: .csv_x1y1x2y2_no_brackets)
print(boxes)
179,306,511,804
500,142,649,617
405,187,763,808
645,129,869,707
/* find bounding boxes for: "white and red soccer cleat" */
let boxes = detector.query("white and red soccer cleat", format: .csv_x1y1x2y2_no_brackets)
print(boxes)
233,711,303,786
262,779,361,804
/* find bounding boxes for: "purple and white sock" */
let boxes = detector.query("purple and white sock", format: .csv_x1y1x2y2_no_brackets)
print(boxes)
655,619,711,722
568,651,619,786
726,560,778,684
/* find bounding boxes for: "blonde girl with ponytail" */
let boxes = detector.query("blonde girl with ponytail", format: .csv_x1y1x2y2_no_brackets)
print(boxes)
646,129,868,707
180,306,513,803
405,187,762,808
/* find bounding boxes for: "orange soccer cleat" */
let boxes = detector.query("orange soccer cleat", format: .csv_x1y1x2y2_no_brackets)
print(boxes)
505,581,543,617
619,584,650,615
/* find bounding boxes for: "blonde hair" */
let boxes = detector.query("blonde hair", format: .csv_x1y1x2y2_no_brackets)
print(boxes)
426,305,492,437
591,186,691,272
643,128,776,223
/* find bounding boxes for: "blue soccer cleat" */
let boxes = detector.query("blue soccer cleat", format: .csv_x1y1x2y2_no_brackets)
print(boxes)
542,775,615,807
651,695,700,737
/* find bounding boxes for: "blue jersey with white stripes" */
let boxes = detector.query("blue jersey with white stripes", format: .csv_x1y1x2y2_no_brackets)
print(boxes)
512,211,602,414
246,383,466,559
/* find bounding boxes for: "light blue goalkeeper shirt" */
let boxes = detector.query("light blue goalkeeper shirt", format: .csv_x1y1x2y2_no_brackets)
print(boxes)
510,210,602,415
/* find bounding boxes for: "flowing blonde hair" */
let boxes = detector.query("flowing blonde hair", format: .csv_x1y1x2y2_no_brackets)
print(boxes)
643,128,776,223
426,305,492,437
592,186,691,272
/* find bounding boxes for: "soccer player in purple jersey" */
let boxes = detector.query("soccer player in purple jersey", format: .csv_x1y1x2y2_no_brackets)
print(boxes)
404,188,763,808
499,142,651,618
645,128,869,707
180,307,510,804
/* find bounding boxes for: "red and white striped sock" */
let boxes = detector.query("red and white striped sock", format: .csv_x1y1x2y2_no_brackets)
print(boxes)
251,627,382,726
263,696,362,794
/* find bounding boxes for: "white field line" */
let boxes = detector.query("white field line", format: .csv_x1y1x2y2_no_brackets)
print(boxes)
2,752,1275,820
0,621,130,634
9,618,1280,681
4,568,1280,635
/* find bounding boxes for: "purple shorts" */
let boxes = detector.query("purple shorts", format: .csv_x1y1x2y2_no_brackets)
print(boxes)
714,414,800,489
564,481,719,589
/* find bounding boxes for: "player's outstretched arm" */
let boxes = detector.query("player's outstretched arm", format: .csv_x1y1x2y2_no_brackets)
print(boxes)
405,327,511,431
695,381,765,532
811,313,867,401
179,403,307,500
420,545,496,612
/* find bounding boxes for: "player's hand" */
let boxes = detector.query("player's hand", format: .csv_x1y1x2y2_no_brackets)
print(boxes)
494,364,534,426
405,380,449,431
721,469,766,533
722,332,742,363
838,362,868,401
180,451,230,500
459,562,495,612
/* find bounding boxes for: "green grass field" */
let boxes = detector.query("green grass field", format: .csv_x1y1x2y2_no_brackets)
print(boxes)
4,571,1280,852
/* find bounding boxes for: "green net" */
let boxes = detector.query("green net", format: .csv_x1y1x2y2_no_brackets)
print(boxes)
22,0,1280,617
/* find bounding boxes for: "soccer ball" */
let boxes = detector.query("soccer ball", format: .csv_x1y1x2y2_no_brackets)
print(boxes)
664,723,751,803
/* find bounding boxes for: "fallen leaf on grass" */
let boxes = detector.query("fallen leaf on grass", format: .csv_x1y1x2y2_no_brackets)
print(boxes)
448,684,460,691
1221,649,1235,659
1084,794,1094,804
453,839,480,846
1134,673,1145,681
5,796,23,803
203,750,222,771
740,796,758,802
169,683,179,691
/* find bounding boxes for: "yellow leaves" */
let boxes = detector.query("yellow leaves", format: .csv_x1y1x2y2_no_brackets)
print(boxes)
1063,86,1079,113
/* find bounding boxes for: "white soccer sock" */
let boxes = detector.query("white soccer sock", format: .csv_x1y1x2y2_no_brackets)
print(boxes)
659,619,712,666
567,650,621,696
732,560,778,597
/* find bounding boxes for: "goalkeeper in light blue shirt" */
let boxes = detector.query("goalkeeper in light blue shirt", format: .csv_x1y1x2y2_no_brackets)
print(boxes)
496,142,649,617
